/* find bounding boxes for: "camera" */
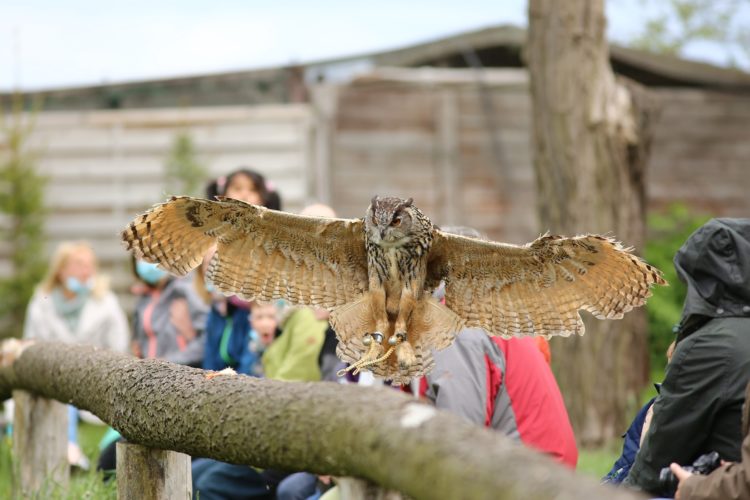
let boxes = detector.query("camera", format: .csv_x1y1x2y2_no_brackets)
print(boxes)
658,451,722,496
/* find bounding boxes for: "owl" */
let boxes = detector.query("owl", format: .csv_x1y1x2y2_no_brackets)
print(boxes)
123,195,665,385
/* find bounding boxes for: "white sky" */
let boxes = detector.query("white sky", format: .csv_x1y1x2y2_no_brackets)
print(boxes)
2,0,749,91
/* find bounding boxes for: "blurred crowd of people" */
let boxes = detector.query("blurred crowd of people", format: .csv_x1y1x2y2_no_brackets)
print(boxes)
8,163,750,500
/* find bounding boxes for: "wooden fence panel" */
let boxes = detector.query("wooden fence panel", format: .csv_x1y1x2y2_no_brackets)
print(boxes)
0,104,316,331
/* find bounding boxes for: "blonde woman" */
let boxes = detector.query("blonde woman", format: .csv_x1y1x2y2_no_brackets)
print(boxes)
23,241,130,469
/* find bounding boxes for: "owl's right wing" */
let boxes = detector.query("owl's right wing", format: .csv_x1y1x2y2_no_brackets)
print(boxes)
426,230,665,338
123,196,369,309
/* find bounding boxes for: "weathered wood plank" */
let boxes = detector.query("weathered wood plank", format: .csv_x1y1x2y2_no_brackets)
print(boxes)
12,390,69,497
117,442,192,500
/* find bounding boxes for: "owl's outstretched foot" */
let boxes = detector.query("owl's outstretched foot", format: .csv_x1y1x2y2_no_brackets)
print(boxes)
336,332,415,378
337,332,386,377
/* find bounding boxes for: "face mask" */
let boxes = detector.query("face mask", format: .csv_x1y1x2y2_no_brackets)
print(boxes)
136,261,168,285
249,329,259,343
65,276,93,295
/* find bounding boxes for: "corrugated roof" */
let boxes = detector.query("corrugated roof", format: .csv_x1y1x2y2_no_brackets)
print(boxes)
4,23,748,108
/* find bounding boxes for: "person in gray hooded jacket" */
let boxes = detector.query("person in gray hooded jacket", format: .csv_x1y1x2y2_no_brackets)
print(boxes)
624,218,750,495
131,259,208,366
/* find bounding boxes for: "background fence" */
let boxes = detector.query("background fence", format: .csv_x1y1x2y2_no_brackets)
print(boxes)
2,68,749,319
1,104,316,311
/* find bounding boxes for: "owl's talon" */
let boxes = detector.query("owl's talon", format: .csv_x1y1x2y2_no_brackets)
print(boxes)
371,332,384,343
396,341,416,371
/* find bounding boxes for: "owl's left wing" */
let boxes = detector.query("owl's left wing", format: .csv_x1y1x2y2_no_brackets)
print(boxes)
426,231,666,338
123,196,369,309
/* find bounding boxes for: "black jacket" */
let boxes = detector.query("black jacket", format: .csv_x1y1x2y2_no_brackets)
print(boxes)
624,218,750,495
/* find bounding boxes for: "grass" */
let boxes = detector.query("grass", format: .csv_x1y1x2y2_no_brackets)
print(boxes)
0,422,116,499
575,367,667,481
577,443,620,479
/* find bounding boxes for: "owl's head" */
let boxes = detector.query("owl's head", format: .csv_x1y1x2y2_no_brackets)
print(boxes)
365,196,416,246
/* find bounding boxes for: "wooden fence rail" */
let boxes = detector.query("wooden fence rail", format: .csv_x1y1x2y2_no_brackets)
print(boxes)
0,340,644,500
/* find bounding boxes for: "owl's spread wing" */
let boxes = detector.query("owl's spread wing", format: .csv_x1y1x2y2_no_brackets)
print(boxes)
122,196,369,309
427,231,666,338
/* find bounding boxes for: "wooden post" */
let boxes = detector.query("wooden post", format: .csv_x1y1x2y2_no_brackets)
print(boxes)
117,442,192,500
12,389,69,497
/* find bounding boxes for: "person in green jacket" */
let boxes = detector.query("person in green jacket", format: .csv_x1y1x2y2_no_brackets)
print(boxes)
624,218,750,496
262,306,327,382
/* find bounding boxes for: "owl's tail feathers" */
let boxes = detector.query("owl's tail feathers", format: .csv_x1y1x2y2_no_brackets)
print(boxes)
330,296,376,361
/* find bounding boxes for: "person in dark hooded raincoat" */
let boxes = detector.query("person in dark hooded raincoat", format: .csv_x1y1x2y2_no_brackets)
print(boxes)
623,218,750,496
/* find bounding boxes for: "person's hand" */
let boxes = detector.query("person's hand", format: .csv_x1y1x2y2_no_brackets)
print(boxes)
170,298,196,341
669,463,694,499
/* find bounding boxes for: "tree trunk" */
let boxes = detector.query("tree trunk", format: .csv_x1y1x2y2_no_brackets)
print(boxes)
0,340,645,500
526,0,655,445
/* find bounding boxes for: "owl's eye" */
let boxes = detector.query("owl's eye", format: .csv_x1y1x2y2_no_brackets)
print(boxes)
391,217,402,227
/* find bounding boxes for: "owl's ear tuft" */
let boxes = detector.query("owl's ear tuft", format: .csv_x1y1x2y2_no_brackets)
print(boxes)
395,198,414,213
371,195,379,206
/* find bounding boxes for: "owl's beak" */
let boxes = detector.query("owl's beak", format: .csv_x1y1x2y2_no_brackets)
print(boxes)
380,229,387,240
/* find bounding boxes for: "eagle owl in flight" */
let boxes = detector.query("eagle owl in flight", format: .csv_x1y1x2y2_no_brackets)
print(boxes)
123,196,665,384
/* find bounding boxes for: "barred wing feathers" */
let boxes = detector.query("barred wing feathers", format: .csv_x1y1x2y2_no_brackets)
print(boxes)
427,231,666,339
122,196,369,310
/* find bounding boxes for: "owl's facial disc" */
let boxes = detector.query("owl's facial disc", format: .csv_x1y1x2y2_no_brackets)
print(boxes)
380,210,412,245
366,196,413,246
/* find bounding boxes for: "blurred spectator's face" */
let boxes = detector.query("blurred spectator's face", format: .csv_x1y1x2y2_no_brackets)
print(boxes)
60,247,96,284
251,304,278,346
225,173,263,205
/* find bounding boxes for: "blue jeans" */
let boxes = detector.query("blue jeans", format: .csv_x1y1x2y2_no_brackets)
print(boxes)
68,405,78,444
276,472,319,500
192,458,272,500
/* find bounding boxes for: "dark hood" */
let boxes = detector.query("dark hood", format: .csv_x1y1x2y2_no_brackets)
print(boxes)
674,218,750,323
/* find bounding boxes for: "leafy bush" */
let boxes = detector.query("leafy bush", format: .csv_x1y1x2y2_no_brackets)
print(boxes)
0,96,47,339
164,131,208,197
645,204,710,371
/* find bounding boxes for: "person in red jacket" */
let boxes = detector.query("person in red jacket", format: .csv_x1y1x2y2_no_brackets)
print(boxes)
424,328,578,467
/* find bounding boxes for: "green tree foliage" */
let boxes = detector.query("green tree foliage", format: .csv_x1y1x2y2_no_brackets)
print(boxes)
645,204,710,371
630,0,750,68
0,97,47,339
164,131,208,197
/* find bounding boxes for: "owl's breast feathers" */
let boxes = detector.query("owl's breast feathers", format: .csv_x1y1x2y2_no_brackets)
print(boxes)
366,225,433,289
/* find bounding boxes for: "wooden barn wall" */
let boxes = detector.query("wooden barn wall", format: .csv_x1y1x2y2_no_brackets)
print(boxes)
648,88,750,215
325,73,750,247
328,77,539,246
0,105,315,313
